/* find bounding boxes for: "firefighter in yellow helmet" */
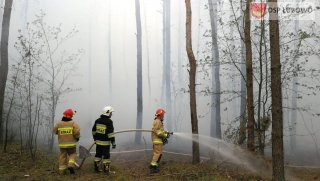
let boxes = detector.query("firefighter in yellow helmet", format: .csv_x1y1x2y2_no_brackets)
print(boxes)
53,109,81,175
150,109,171,174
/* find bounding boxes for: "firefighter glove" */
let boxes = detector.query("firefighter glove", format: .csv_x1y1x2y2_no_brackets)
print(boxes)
163,138,168,145
112,144,116,149
76,138,79,142
164,131,172,138
164,133,170,138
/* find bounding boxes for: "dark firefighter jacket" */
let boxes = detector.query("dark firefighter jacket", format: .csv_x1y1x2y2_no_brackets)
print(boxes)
53,117,81,148
92,115,116,146
151,118,166,145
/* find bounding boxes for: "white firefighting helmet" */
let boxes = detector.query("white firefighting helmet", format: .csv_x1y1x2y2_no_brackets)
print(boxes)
102,106,114,116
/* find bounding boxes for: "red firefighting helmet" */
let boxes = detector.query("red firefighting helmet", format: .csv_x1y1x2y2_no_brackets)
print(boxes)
155,109,166,116
63,109,74,118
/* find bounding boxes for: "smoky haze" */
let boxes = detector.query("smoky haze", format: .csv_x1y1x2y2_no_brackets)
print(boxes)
4,0,320,168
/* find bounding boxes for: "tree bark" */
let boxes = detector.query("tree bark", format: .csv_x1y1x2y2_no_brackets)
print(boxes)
135,0,143,145
238,0,247,145
257,19,266,155
164,0,172,132
185,0,200,164
245,0,255,151
0,0,13,143
208,0,221,139
269,0,285,180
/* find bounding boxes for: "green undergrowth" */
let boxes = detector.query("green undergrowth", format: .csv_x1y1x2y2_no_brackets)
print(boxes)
0,142,278,181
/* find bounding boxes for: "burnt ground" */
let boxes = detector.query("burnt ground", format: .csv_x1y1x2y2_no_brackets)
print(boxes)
0,143,319,181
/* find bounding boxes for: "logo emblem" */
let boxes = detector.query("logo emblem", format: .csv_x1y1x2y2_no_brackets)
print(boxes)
251,3,267,19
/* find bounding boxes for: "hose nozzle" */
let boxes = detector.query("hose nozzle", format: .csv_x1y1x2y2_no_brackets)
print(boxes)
165,131,173,135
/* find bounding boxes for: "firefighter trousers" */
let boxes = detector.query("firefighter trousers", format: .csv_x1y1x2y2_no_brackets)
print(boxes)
151,144,163,166
59,147,77,174
94,145,111,165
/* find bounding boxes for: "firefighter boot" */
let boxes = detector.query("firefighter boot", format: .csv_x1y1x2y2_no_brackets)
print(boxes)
104,163,110,174
94,161,100,173
67,167,75,174
150,165,159,174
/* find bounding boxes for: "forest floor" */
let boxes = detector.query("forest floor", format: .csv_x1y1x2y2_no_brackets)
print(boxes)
0,143,319,181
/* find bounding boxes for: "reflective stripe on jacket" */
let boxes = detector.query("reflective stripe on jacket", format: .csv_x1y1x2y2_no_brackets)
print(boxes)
58,141,77,148
53,117,81,148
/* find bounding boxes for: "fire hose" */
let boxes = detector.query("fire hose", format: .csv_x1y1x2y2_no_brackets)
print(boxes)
77,129,166,169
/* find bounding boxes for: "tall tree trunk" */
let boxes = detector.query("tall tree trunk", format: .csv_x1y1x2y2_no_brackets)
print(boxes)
229,3,237,124
238,0,247,145
185,0,200,164
142,0,151,97
164,0,172,132
262,26,269,153
4,64,19,152
245,0,254,151
108,1,112,97
208,0,221,139
135,0,143,145
26,56,34,158
160,1,166,107
20,0,29,36
161,0,172,131
0,0,4,33
85,0,93,133
0,0,13,143
257,19,266,155
269,1,285,180
178,0,182,89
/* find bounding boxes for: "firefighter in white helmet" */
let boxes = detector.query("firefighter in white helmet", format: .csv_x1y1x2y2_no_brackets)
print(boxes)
92,106,116,174
53,109,81,175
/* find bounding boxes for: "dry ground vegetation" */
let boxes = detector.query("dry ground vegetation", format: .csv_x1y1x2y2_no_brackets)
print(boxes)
0,143,318,181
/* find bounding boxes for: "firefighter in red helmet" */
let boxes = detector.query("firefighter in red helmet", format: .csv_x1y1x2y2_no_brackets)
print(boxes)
150,109,171,173
53,109,81,175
